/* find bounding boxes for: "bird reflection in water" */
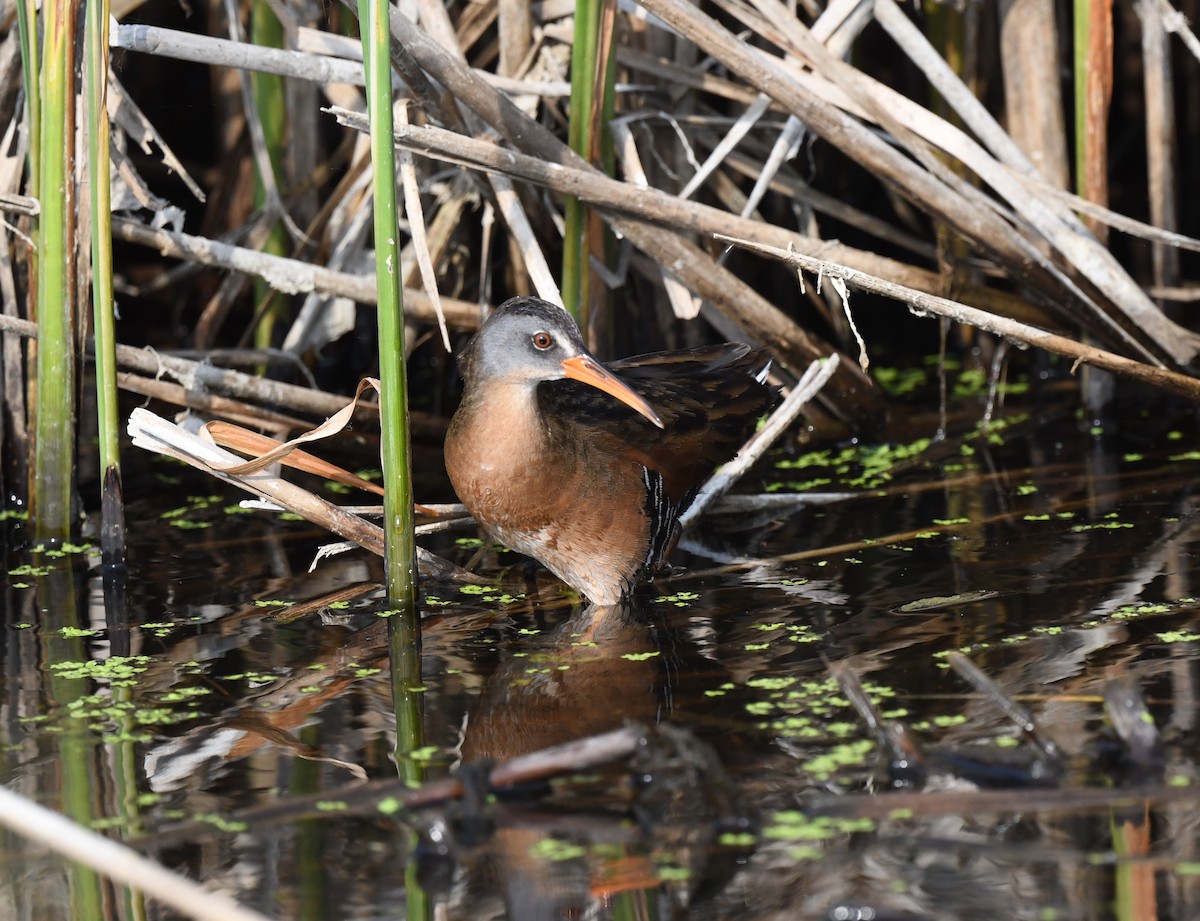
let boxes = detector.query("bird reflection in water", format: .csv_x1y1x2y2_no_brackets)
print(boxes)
416,595,747,920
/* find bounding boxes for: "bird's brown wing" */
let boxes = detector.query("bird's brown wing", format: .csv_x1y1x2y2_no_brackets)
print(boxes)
537,344,776,503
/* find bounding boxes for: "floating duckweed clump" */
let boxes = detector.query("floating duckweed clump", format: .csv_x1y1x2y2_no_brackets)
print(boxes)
528,838,587,862
32,541,93,557
620,651,661,662
771,437,934,490
59,685,211,743
710,675,900,784
764,810,877,843
656,864,692,882
160,495,228,529
1157,631,1200,644
873,364,1029,401
873,366,926,397
51,655,153,685
456,584,523,604
654,591,700,606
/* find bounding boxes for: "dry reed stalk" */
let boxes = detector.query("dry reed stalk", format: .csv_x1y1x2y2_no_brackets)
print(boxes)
1136,0,1182,296
379,6,884,419
998,0,1068,188
642,0,1200,367
718,234,1200,402
345,114,1057,331
111,217,483,328
127,407,477,581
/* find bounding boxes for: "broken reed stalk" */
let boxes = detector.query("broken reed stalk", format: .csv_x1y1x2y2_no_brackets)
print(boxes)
32,0,77,541
109,216,482,329
125,407,480,585
357,0,416,610
716,234,1200,402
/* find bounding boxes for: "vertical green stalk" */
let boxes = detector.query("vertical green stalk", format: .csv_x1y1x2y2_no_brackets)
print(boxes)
33,0,77,540
357,0,414,609
251,0,288,349
1073,0,1089,193
360,4,420,913
564,0,616,331
86,0,124,564
16,0,41,196
389,608,428,921
111,682,149,921
562,0,602,323
294,727,329,921
40,562,105,917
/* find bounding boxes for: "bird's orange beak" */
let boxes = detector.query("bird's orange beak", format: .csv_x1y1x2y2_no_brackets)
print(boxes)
561,355,665,429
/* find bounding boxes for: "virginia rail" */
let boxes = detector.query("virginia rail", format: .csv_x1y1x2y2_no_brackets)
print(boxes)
444,296,775,605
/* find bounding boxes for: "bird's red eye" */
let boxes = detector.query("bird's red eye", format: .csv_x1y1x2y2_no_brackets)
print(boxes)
531,331,553,350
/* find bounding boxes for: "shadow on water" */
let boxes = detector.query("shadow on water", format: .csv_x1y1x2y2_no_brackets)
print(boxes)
5,401,1200,918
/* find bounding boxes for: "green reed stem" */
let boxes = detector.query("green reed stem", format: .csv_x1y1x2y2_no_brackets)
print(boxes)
33,0,77,540
564,0,618,335
563,0,602,324
357,0,414,608
40,562,105,917
251,0,288,350
389,606,429,920
16,0,41,195
86,0,123,561
1072,0,1088,194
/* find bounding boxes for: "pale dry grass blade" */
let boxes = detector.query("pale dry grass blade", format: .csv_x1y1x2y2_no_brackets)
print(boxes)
677,93,770,200
490,171,564,305
611,116,700,318
282,144,373,354
108,72,206,202
0,784,274,921
397,103,451,350
412,0,561,305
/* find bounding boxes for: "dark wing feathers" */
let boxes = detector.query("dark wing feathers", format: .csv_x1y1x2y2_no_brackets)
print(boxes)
537,344,776,504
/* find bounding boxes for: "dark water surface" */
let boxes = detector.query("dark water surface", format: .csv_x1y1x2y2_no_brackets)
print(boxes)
4,399,1200,920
